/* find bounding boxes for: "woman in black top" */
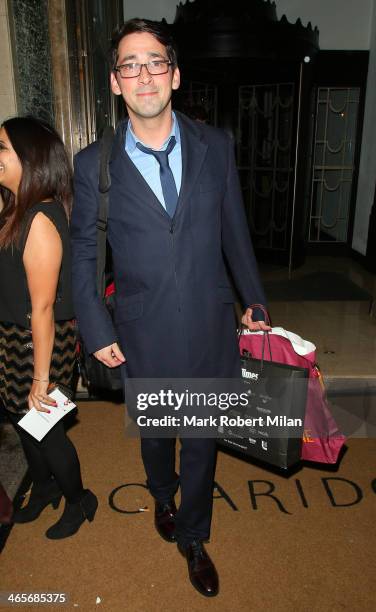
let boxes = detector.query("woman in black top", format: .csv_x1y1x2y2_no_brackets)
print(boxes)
0,116,97,539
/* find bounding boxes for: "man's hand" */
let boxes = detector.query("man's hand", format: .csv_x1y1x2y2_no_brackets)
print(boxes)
94,342,126,367
241,308,271,331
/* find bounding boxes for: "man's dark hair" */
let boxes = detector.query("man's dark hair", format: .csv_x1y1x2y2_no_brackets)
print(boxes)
109,18,178,70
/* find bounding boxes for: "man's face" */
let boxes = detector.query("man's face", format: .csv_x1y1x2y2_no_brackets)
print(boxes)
110,32,180,120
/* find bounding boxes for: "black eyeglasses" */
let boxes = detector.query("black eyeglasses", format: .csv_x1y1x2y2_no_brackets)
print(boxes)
114,60,173,79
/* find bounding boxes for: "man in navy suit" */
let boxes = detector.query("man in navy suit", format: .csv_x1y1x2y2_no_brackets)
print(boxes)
71,18,269,597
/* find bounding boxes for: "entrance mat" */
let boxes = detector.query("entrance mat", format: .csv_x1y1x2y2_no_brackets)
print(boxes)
1,401,374,611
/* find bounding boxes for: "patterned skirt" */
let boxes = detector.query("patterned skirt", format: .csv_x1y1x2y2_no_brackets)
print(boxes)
0,320,76,414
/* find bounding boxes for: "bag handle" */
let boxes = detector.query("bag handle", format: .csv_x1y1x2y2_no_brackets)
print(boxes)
239,330,273,363
237,302,271,341
238,303,273,366
247,303,271,326
97,125,115,299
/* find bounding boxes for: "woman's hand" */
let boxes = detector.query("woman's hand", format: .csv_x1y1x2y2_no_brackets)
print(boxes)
28,380,57,413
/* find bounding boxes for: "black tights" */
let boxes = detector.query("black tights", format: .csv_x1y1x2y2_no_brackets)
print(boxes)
6,409,84,504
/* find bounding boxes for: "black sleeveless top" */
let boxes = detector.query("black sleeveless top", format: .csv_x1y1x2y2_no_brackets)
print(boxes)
0,201,74,328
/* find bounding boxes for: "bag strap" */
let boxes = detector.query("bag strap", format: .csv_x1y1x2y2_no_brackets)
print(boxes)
239,330,273,365
238,303,273,367
97,125,115,298
237,302,271,340
248,303,271,325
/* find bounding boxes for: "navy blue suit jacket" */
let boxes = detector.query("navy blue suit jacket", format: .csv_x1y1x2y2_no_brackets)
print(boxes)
71,112,267,378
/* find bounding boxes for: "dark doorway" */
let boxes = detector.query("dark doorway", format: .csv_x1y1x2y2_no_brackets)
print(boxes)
171,0,320,270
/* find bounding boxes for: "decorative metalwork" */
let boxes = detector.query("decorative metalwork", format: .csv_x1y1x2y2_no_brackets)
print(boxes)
237,83,295,250
309,87,360,243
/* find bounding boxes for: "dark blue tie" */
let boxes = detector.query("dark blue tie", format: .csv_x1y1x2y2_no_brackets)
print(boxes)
136,136,178,218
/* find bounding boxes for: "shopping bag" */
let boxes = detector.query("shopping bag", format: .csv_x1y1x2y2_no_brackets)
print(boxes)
239,327,346,464
217,333,309,469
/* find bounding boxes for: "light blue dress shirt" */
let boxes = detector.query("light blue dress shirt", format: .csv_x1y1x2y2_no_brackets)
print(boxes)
125,112,182,210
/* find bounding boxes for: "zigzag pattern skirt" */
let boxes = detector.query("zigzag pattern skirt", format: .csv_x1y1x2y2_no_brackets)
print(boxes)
0,320,76,414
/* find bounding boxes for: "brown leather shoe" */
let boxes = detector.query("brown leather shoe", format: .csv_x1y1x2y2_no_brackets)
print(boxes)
178,540,219,597
154,500,177,542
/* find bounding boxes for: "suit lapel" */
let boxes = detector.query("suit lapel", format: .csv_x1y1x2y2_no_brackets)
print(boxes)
174,112,208,220
110,113,209,222
111,122,170,220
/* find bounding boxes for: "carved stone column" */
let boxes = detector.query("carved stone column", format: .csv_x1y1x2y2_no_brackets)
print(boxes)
47,0,123,160
48,0,89,161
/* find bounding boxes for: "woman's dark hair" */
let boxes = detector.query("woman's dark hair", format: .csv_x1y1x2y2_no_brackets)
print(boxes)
109,18,178,70
0,116,72,248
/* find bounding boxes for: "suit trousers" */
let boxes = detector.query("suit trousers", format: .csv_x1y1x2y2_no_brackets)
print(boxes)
140,436,217,546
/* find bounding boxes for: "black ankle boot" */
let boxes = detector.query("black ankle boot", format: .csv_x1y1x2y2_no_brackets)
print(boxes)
45,489,98,540
13,479,62,524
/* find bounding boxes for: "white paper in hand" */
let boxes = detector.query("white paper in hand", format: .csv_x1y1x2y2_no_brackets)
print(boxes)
17,388,76,441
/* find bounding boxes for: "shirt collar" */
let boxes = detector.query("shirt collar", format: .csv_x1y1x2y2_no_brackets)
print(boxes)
126,111,180,153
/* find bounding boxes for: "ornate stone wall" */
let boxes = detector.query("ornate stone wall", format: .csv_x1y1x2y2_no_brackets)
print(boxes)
0,0,17,122
8,0,54,122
